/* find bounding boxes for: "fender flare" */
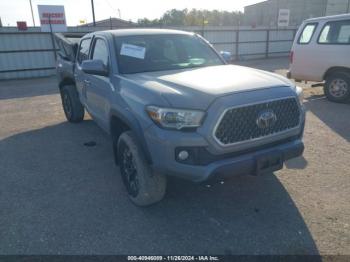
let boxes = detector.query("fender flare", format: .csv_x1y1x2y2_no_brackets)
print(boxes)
110,108,153,165
58,77,76,90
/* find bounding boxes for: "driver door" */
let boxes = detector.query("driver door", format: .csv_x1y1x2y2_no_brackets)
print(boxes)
85,37,112,129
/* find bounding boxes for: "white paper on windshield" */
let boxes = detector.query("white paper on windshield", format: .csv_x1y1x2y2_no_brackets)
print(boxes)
120,44,146,59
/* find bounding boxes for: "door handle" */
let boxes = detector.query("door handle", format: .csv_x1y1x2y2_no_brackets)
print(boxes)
84,79,90,85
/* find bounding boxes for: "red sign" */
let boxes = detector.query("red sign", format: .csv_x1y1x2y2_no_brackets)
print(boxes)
40,12,65,24
17,21,28,31
37,5,67,32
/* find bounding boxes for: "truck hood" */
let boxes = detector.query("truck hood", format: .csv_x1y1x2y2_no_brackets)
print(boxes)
123,64,295,110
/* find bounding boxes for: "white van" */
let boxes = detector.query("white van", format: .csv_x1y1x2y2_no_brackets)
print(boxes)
288,14,350,102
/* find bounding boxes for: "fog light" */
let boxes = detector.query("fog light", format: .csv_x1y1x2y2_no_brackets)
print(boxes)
178,150,189,161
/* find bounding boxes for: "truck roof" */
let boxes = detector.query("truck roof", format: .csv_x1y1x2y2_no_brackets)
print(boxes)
88,28,194,38
304,13,350,23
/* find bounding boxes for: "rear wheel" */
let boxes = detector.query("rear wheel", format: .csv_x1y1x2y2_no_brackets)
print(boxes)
60,85,85,122
324,72,350,103
117,131,166,206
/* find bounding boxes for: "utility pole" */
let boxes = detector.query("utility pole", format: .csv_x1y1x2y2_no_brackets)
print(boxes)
48,15,57,61
91,0,96,26
29,0,35,26
276,0,280,29
347,0,350,13
201,15,205,37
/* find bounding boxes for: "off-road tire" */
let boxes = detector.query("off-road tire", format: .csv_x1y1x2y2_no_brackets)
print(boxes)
60,85,85,122
117,131,166,206
324,72,350,103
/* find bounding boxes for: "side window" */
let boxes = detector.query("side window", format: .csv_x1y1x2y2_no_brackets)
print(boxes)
319,24,330,43
338,24,350,43
319,20,350,44
92,39,109,67
77,38,91,64
298,23,317,44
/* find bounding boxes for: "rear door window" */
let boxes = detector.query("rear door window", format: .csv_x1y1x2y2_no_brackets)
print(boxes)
298,23,317,44
318,20,350,44
77,38,92,64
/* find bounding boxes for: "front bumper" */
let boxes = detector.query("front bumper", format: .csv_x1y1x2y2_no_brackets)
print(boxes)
144,88,305,182
144,124,304,183
204,139,304,182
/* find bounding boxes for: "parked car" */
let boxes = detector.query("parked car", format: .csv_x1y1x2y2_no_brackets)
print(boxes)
288,14,350,103
56,29,305,206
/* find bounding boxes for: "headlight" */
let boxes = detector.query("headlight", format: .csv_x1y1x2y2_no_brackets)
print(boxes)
296,86,303,104
146,106,205,130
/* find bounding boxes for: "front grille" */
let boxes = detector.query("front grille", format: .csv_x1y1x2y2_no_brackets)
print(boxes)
214,97,300,145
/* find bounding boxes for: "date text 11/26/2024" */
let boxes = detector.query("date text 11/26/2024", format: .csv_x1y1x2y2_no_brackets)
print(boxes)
127,256,220,261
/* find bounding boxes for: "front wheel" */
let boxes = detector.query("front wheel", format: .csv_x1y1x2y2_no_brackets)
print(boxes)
117,131,167,206
324,72,350,103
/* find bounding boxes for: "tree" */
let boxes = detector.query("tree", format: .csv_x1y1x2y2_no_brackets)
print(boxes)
137,9,243,27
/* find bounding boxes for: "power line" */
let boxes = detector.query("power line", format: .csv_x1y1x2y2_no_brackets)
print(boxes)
103,0,121,18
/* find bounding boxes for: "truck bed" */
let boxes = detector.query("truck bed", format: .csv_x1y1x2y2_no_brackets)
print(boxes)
55,33,85,83
55,33,85,62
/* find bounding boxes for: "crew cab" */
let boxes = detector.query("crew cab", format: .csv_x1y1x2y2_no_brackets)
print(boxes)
288,14,350,102
56,29,305,206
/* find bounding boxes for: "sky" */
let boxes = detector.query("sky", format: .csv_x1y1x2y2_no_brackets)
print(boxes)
0,0,265,26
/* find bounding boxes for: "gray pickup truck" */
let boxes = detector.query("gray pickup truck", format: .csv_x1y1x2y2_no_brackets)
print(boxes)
56,29,305,206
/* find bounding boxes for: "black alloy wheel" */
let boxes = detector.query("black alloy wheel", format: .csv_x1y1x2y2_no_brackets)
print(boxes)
119,141,140,197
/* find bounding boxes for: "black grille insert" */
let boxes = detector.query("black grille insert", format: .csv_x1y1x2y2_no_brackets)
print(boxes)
214,98,300,145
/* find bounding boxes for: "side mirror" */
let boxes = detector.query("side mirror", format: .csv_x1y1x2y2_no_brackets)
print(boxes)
81,60,108,76
220,51,233,63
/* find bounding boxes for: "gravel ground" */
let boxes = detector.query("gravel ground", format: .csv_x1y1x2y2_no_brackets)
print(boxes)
0,57,349,255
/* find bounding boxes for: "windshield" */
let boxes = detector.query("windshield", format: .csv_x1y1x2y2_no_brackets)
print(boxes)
114,34,224,74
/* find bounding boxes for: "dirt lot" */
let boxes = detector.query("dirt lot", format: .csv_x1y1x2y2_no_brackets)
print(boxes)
0,57,349,255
